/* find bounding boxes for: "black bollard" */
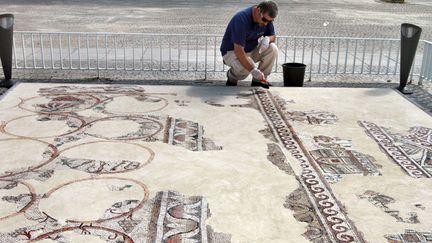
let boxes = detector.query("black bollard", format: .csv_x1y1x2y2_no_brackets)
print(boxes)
398,23,422,94
0,14,14,88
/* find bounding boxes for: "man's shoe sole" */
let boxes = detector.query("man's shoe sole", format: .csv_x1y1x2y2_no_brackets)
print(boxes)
226,81,237,86
251,81,270,89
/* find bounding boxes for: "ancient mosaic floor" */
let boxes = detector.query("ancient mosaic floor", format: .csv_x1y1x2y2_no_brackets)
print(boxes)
0,83,431,243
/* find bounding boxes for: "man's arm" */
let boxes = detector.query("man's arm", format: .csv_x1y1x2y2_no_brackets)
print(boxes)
234,43,254,71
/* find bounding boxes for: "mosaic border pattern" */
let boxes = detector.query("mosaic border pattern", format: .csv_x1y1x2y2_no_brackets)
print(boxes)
359,121,432,178
254,90,365,243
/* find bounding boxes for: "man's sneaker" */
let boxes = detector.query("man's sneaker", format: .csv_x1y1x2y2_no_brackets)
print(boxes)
251,80,262,86
226,79,237,86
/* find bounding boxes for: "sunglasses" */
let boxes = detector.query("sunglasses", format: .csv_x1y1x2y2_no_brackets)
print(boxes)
260,12,273,23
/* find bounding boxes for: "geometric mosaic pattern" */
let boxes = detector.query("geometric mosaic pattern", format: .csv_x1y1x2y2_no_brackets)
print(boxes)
309,135,381,183
360,121,432,178
385,229,432,242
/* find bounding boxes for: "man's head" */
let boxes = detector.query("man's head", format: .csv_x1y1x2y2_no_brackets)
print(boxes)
255,1,278,26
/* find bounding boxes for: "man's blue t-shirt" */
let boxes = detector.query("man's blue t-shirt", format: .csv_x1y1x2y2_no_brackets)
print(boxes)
220,6,275,56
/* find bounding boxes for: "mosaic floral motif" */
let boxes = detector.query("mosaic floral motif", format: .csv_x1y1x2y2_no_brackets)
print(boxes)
38,85,147,94
53,115,221,151
36,114,83,129
5,204,60,241
285,187,332,242
360,121,432,178
309,136,381,182
7,84,432,242
101,199,141,220
0,180,36,224
3,169,54,184
0,174,230,243
0,195,133,242
358,190,420,224
385,230,432,242
133,95,164,103
272,96,338,125
23,85,171,116
205,100,225,107
35,95,96,113
0,144,58,180
174,99,190,106
57,157,142,174
19,86,222,152
0,180,18,190
93,95,169,116
0,142,153,182
0,84,230,242
53,131,87,147
287,110,338,125
85,116,163,140
414,204,426,210
30,170,55,182
0,113,86,140
0,185,227,242
2,193,33,206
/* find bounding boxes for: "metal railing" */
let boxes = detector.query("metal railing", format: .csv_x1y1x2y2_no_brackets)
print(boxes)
420,40,432,84
3,31,430,81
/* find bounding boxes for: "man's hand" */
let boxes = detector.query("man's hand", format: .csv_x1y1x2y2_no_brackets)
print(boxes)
258,36,270,54
251,68,265,81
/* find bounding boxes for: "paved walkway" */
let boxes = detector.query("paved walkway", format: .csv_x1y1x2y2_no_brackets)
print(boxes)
2,0,432,39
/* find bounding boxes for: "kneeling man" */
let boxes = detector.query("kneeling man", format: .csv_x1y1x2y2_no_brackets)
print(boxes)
220,1,279,86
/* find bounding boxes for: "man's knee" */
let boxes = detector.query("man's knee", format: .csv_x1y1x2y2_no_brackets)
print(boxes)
227,66,250,81
231,68,250,80
267,43,278,57
227,56,254,80
261,43,278,60
238,67,251,76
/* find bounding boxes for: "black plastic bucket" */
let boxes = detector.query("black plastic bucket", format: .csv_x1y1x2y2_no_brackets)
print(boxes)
282,63,306,87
